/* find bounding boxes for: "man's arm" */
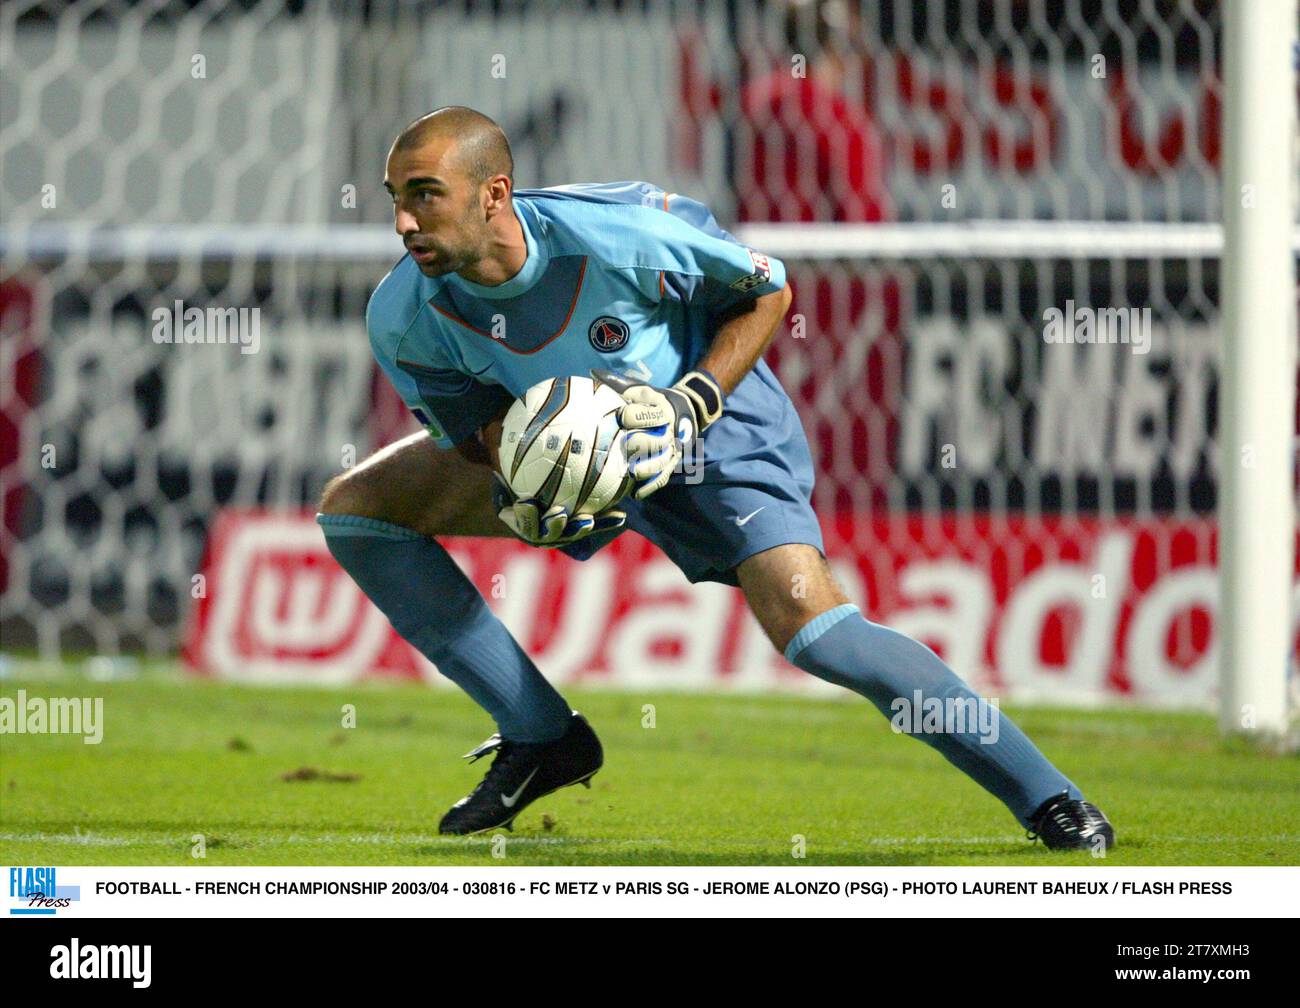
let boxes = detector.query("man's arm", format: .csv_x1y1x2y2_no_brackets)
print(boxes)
694,284,793,395
594,269,792,499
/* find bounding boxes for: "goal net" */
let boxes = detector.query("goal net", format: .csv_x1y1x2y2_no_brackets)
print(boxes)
2,0,1295,707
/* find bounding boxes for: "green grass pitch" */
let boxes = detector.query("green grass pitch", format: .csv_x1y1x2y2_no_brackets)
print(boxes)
1,674,1296,866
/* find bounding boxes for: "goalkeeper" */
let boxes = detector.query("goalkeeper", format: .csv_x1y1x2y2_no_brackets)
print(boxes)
318,106,1114,850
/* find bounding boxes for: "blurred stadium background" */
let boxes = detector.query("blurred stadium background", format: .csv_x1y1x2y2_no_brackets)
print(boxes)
1,0,1297,716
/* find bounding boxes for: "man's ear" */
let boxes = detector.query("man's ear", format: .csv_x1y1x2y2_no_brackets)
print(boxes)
483,174,513,218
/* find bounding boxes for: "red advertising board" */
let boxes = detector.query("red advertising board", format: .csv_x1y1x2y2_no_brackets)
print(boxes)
184,509,1299,706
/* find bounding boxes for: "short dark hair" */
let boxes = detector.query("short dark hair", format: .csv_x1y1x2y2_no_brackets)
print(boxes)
393,106,514,184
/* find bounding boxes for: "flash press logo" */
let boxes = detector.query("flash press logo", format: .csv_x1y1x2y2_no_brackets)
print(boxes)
9,867,80,915
50,939,151,988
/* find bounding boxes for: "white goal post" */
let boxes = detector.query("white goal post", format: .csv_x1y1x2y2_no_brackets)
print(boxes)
1217,0,1299,743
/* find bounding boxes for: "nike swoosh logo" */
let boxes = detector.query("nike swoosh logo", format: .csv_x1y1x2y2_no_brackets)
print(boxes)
630,360,653,381
501,768,539,808
734,507,766,527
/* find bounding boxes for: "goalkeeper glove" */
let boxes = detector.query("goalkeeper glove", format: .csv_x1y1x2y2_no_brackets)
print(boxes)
492,472,626,548
591,368,724,499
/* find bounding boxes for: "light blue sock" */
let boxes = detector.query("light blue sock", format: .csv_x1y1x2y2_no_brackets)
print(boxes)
786,604,1082,827
318,514,572,743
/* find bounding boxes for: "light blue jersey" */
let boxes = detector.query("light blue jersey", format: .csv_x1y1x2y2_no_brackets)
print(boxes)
366,181,787,448
366,179,822,586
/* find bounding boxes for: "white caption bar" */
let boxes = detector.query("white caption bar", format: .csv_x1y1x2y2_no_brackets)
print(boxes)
9,867,1297,918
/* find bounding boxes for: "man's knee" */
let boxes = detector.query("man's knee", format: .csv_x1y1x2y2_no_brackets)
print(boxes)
737,544,851,655
319,468,376,518
766,594,849,657
318,439,418,524
317,433,501,538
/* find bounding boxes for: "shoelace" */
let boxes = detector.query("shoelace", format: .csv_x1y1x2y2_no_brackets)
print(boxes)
467,741,539,800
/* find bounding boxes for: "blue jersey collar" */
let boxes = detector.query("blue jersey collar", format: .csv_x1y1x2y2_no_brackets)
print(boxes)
447,198,546,300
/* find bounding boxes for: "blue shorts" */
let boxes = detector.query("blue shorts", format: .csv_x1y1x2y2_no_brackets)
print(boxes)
559,359,825,586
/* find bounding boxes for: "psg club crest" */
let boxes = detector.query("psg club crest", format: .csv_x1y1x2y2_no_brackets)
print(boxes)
588,316,630,352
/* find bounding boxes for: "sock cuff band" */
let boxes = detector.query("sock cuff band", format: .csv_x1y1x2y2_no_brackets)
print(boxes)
316,512,424,542
783,603,860,664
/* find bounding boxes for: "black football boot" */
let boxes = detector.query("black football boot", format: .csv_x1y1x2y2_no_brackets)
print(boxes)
438,712,603,835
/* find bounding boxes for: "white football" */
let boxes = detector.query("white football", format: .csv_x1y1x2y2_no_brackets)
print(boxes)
498,376,632,516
